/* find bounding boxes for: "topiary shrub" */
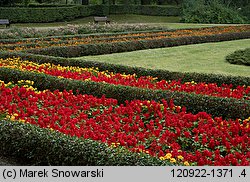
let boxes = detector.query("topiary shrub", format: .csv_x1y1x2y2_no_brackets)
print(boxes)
226,48,250,66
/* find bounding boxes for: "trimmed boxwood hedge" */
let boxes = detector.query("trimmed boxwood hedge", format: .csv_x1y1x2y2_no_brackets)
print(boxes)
0,5,180,23
0,6,92,23
226,48,250,66
0,67,249,119
1,51,250,88
109,5,180,16
0,120,171,166
26,32,250,57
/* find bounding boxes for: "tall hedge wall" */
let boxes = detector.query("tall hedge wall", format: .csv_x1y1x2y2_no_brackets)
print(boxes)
0,6,92,23
0,5,180,23
109,5,180,16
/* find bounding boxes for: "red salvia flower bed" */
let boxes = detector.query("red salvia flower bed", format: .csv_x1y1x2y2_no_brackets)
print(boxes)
1,83,249,166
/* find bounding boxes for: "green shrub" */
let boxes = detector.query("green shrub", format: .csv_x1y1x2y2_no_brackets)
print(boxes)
139,5,180,16
226,48,250,66
109,5,180,16
0,67,249,119
239,5,250,23
0,5,89,23
0,5,180,23
0,120,170,165
181,0,246,24
27,3,75,7
90,4,110,16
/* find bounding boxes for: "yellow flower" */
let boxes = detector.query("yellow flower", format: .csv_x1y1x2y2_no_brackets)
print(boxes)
111,143,117,148
164,153,172,159
159,157,165,160
177,155,184,160
13,113,18,117
10,115,15,121
170,158,176,163
184,161,190,166
18,119,25,123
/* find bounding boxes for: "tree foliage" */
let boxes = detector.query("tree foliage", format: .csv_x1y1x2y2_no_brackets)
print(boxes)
181,0,247,23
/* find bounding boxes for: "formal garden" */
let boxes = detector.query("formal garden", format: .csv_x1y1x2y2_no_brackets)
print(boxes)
0,0,249,166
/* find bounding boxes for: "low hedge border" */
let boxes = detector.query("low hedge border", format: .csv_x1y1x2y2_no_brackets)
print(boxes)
26,32,250,58
226,48,250,66
1,51,250,88
0,30,166,44
0,120,170,166
0,67,249,119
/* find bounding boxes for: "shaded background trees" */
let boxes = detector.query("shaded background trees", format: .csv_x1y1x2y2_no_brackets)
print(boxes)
0,0,249,23
1,0,249,6
181,0,249,23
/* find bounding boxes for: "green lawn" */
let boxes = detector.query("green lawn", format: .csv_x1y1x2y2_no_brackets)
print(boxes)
11,15,234,30
74,39,250,77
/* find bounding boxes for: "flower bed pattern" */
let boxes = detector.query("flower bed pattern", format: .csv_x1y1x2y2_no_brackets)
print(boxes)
0,25,250,166
0,25,249,52
1,57,249,100
0,81,249,166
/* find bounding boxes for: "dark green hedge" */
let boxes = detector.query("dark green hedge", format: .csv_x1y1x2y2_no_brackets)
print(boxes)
226,48,250,66
90,5,110,16
240,5,250,23
26,32,250,57
25,3,78,7
109,5,180,16
0,120,170,166
0,67,249,119
1,51,250,88
0,5,180,23
0,5,92,23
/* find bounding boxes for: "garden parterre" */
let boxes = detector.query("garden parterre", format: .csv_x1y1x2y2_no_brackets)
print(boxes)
0,25,250,166
0,80,249,166
0,25,249,52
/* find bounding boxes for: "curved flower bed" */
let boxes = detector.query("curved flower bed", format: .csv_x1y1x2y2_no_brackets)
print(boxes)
0,80,249,166
1,57,250,100
1,25,249,51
